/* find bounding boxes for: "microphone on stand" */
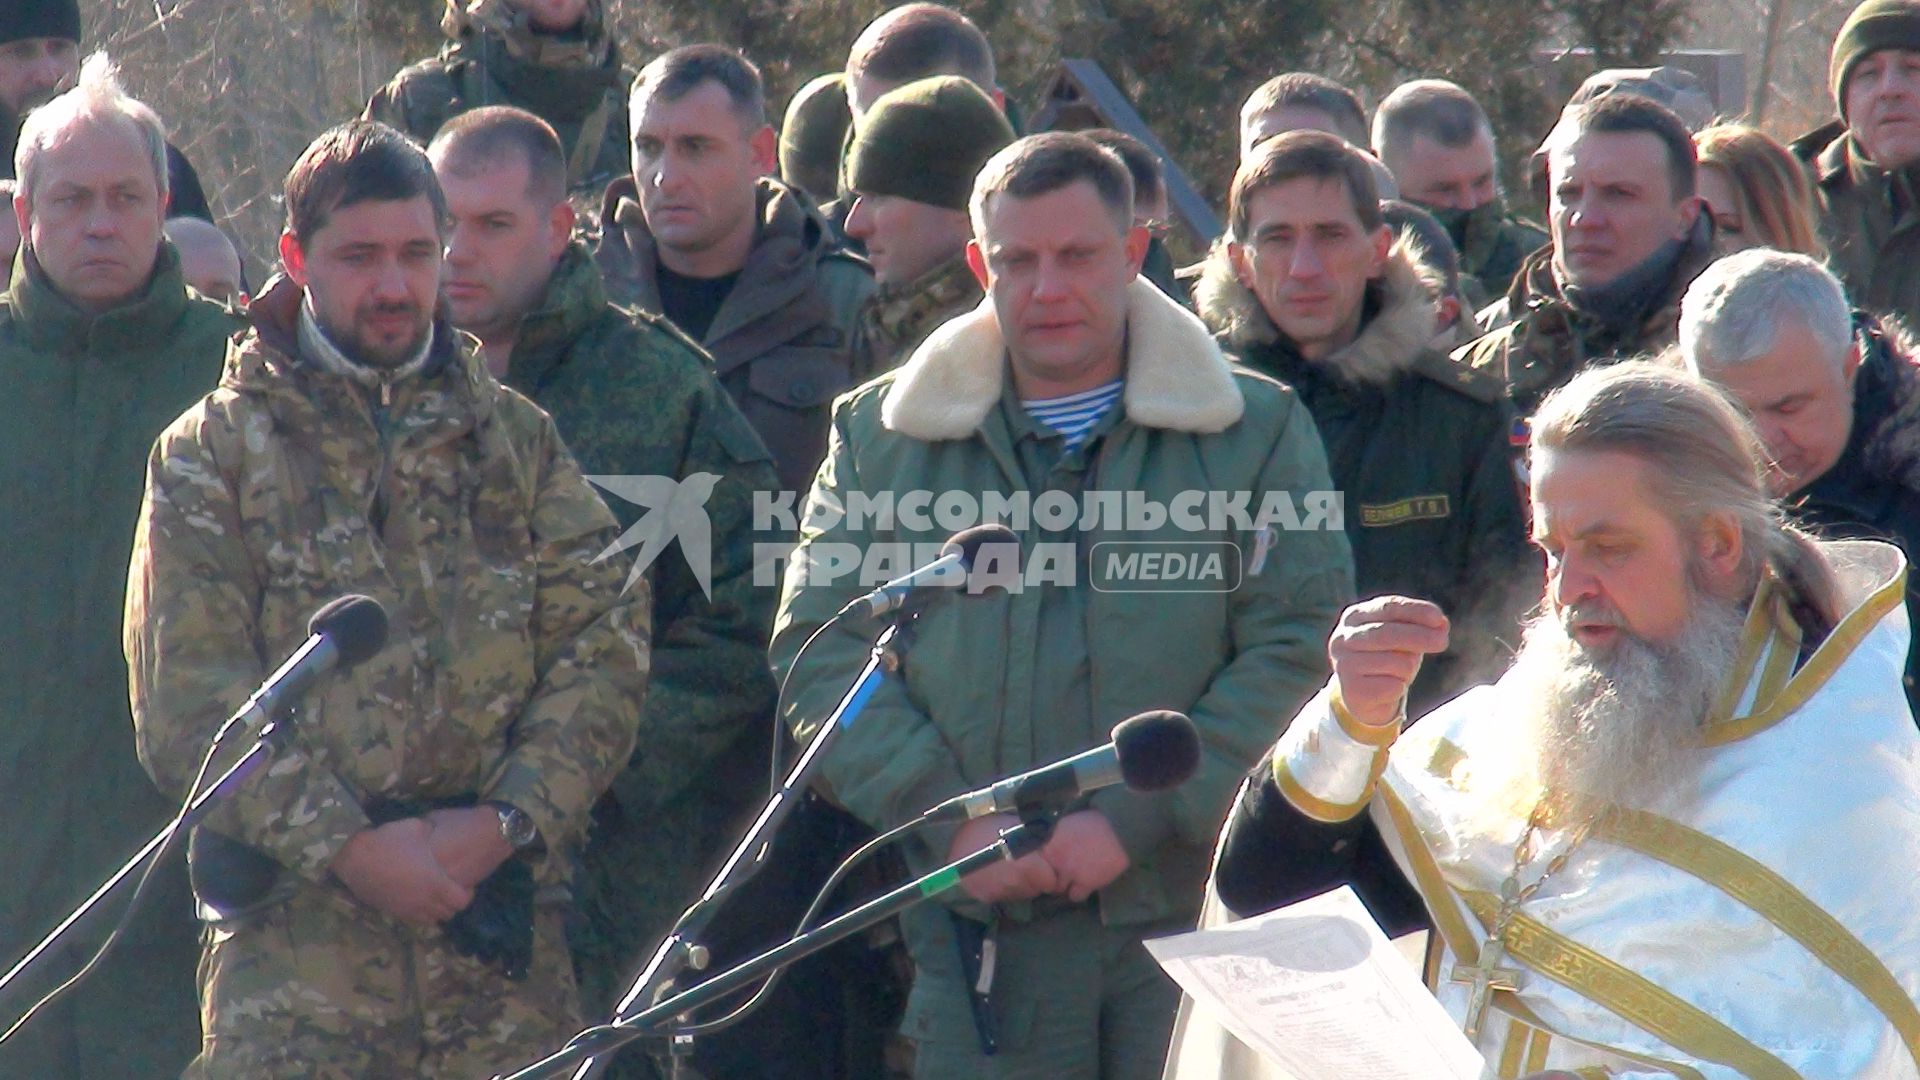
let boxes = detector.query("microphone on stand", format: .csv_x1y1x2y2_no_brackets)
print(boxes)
838,524,1020,620
921,710,1201,822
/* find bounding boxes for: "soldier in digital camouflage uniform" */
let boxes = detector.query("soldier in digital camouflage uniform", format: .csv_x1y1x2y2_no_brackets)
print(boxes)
365,0,631,200
125,120,648,1079
427,107,798,1080
0,60,238,1080
844,76,1012,375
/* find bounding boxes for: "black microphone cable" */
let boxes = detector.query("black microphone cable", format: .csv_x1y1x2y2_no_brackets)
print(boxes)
0,595,387,1044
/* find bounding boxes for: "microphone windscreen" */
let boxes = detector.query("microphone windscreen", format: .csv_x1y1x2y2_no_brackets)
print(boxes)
940,523,1020,571
1111,710,1200,793
308,595,389,668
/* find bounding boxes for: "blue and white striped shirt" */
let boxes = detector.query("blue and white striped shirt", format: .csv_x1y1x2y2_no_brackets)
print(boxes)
1022,380,1124,450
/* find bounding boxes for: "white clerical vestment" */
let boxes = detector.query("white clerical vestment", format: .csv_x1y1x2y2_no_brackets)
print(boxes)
1168,540,1920,1079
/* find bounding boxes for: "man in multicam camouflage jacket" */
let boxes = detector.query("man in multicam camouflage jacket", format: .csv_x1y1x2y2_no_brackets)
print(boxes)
124,119,648,1078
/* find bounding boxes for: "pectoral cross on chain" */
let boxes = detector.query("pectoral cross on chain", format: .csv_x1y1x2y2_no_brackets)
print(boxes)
1448,933,1523,1041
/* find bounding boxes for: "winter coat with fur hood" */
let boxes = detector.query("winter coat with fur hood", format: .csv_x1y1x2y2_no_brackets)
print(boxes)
1197,237,1539,712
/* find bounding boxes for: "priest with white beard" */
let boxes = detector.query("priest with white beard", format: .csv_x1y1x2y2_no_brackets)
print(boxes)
1186,362,1920,1079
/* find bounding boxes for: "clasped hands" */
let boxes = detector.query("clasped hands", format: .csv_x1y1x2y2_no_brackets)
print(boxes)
328,806,513,926
946,809,1130,904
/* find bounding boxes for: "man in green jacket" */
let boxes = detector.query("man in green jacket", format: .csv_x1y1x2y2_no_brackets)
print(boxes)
1196,132,1536,714
1793,0,1920,328
365,0,630,199
772,133,1352,1079
596,45,873,497
428,106,828,1080
844,76,1012,375
126,119,648,1077
0,60,238,1080
1372,79,1547,312
1457,93,1712,417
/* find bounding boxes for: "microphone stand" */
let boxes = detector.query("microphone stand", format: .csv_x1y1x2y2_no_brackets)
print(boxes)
569,616,917,1080
493,813,1057,1080
0,714,298,1015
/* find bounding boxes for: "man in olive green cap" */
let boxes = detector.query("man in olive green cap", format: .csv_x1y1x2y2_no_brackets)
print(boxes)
780,72,853,208
844,75,1013,373
1793,0,1920,327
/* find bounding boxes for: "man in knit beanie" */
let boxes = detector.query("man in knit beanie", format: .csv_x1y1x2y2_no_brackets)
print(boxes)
1793,0,1920,325
845,75,1013,372
780,72,853,207
0,1,215,220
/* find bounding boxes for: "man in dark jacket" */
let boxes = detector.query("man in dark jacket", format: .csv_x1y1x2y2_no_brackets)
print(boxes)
366,0,631,200
597,45,872,497
1793,0,1920,328
0,6,212,221
1457,93,1711,417
0,58,238,1080
1682,248,1920,714
1197,131,1536,713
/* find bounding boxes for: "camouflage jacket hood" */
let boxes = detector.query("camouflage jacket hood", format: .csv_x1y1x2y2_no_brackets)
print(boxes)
1195,233,1445,388
439,0,623,119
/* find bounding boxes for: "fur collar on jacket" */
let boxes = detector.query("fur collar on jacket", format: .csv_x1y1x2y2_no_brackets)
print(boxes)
1194,233,1444,387
881,277,1243,440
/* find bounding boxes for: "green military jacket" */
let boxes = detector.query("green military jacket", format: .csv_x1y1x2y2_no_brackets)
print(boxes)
1455,225,1717,416
126,277,649,893
1197,240,1537,712
1795,121,1920,329
500,241,779,830
0,245,236,1072
365,9,630,195
772,280,1353,928
849,252,982,377
595,176,875,495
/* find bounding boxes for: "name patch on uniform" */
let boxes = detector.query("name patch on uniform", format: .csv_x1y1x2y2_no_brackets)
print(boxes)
1358,495,1451,527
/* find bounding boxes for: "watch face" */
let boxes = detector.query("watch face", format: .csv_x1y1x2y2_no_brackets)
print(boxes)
497,804,536,849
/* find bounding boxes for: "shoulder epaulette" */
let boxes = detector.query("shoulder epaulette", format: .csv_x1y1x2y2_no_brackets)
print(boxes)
1413,346,1508,404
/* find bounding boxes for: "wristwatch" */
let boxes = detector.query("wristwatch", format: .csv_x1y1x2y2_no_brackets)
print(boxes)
488,800,540,853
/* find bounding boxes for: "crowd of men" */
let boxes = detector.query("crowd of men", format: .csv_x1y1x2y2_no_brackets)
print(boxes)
14,0,1920,1076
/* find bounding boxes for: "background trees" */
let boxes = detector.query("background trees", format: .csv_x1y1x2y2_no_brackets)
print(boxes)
88,0,1825,272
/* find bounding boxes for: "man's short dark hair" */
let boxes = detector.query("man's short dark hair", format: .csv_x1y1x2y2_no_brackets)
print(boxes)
1550,93,1698,200
970,132,1133,237
1230,130,1384,242
285,120,447,242
847,4,996,91
1242,73,1369,147
1083,128,1164,212
631,44,768,129
429,106,567,207
1372,79,1492,158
